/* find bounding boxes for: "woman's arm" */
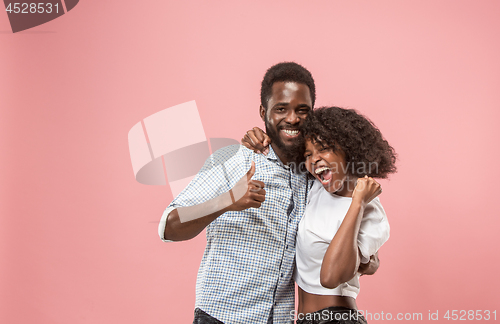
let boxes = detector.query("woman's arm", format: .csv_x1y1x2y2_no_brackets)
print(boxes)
320,176,382,288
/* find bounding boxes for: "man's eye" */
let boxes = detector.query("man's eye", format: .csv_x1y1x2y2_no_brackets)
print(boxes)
304,154,311,159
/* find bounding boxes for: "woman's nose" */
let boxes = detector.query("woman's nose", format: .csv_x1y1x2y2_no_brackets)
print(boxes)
311,151,321,163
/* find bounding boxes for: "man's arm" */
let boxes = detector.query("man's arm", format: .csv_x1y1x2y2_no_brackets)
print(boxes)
162,161,266,241
164,206,230,241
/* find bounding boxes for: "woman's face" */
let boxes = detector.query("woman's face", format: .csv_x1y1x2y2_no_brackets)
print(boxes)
304,138,348,194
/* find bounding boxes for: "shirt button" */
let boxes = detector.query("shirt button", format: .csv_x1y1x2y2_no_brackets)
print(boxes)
281,273,283,277
286,245,289,249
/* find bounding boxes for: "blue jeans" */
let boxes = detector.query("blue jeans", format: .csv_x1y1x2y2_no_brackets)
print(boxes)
193,308,224,324
192,308,274,324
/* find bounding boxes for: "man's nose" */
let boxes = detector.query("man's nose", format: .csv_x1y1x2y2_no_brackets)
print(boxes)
284,110,300,124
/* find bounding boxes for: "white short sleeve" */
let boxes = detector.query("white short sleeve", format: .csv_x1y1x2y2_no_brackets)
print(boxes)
357,197,390,263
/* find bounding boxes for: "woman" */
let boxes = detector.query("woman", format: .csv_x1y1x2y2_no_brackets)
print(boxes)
243,107,397,324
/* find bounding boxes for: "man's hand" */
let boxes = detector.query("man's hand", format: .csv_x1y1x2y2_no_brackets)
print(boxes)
358,252,380,276
241,127,271,155
165,161,266,241
229,161,266,211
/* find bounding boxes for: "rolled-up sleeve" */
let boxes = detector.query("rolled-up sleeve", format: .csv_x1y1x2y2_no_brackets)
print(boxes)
158,206,177,242
357,197,390,263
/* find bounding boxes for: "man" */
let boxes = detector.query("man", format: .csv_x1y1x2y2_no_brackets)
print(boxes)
159,62,376,323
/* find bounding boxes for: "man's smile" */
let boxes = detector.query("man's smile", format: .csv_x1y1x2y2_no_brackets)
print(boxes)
281,128,300,138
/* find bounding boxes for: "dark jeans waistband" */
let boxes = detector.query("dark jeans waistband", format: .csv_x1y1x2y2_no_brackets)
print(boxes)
193,308,224,324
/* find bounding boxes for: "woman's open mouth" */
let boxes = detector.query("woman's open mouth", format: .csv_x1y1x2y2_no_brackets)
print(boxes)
314,166,332,185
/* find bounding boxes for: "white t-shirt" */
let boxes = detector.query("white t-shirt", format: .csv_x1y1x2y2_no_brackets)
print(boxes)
295,179,390,298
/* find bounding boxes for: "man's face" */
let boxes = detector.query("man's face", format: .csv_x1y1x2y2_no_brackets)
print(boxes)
260,82,312,157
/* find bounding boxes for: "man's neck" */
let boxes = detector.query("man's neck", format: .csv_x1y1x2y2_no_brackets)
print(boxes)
270,143,290,165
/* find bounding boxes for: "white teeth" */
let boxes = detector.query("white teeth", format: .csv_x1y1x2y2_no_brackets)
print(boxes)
315,166,330,174
282,129,299,136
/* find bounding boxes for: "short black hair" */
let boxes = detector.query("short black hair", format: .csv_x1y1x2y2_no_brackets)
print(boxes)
299,107,397,179
260,62,316,109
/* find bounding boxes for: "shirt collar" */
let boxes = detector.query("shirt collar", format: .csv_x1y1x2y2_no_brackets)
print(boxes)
266,145,292,170
265,145,279,162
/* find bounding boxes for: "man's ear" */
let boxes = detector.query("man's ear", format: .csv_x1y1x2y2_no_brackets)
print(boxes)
259,105,266,122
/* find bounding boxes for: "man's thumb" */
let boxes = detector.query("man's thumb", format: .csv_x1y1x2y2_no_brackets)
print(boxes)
247,161,256,180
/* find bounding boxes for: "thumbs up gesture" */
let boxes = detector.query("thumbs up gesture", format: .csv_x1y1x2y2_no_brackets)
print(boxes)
228,161,266,211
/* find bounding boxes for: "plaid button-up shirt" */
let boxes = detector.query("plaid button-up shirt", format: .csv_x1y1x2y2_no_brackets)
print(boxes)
159,145,309,324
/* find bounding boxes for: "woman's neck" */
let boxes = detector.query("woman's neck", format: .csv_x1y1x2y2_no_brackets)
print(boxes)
334,177,357,197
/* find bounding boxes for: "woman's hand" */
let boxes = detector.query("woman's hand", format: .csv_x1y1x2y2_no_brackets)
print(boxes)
241,127,271,155
352,176,382,207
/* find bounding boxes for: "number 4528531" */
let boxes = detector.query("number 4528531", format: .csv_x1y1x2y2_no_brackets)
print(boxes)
5,3,60,14
443,310,496,321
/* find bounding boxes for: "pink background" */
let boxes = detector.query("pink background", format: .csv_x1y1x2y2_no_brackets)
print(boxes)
1,1,499,323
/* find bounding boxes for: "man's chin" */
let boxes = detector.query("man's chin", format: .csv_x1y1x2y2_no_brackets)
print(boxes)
273,140,303,163
278,134,302,147
265,125,303,159
273,139,296,151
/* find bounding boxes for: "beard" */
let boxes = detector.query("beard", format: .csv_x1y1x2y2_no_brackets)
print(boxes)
265,119,305,165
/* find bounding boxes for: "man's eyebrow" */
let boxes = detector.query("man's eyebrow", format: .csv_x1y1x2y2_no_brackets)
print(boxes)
272,102,289,107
